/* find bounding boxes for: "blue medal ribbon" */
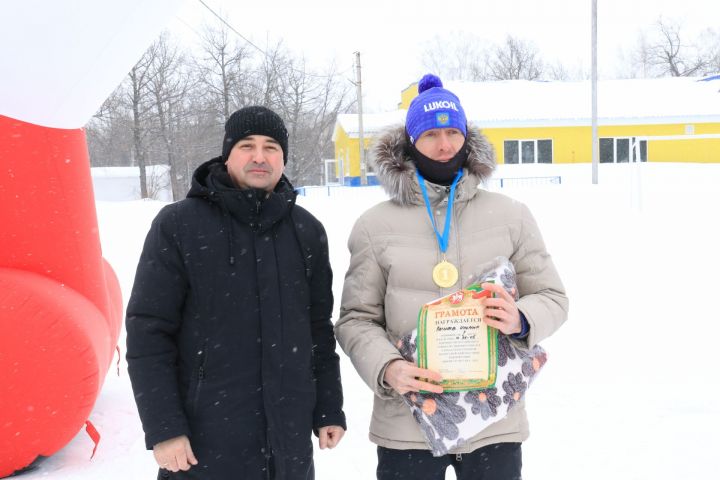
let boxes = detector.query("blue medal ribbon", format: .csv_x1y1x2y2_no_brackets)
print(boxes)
416,169,463,255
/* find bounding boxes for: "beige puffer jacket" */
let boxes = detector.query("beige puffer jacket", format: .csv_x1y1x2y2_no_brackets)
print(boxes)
335,125,568,453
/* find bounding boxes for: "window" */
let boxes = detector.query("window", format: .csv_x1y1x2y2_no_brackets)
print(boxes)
504,141,519,164
600,138,614,163
521,141,535,163
637,139,647,161
537,140,552,164
617,138,630,163
599,137,647,163
503,139,553,164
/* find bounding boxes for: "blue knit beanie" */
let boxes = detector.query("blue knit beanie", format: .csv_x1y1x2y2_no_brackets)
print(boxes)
405,74,467,144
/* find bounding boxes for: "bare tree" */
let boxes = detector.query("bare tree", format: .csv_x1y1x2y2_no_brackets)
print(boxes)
421,34,547,81
147,33,193,200
274,59,351,185
86,89,133,167
631,19,711,77
195,23,253,121
255,40,290,108
544,60,576,81
420,32,489,81
86,21,354,190
488,35,543,80
146,165,171,200
698,27,720,75
127,43,160,199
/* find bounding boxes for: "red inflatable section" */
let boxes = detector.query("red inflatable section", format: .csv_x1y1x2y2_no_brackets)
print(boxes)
0,115,122,477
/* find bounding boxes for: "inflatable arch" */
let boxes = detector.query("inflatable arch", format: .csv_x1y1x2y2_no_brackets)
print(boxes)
0,1,183,476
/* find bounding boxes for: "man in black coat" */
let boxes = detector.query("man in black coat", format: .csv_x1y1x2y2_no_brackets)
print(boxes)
126,106,346,479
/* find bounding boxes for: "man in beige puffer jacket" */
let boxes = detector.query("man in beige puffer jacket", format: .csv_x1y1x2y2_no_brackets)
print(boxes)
335,74,568,480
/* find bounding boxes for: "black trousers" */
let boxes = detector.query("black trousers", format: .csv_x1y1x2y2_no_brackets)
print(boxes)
157,431,314,480
377,443,522,480
158,456,314,480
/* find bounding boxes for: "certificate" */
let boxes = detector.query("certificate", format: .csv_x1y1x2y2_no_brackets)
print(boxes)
417,286,498,392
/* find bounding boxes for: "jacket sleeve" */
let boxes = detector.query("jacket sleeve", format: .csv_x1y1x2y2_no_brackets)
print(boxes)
512,203,569,347
334,216,404,400
309,221,347,431
125,204,192,449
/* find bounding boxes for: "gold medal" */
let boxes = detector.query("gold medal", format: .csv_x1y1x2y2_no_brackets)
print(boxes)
432,259,459,288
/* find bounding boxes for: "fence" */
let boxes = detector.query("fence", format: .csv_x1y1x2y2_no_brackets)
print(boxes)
487,175,562,189
295,184,382,198
296,175,562,197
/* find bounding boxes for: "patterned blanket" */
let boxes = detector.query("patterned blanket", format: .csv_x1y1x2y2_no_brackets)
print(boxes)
396,257,548,456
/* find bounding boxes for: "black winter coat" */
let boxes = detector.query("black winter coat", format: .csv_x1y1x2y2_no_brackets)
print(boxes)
126,158,345,479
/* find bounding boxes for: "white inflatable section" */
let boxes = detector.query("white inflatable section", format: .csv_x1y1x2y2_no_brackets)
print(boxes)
0,0,186,129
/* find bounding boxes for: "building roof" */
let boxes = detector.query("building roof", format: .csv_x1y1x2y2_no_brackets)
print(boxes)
334,109,406,140
336,76,720,137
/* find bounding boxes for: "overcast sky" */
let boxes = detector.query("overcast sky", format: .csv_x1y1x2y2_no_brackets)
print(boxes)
169,0,720,112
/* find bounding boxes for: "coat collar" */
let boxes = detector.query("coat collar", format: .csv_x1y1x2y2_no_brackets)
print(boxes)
371,126,496,206
188,157,296,232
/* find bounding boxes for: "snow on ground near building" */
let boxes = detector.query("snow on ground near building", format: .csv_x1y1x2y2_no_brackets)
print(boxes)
20,163,720,479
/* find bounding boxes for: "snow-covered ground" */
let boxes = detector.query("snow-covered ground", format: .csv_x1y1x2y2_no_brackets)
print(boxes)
19,162,720,479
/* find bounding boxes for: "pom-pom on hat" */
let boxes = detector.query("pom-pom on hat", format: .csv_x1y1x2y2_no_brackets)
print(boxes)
222,106,289,164
405,74,467,144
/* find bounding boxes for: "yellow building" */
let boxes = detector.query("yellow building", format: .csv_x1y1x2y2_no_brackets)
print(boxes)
333,76,720,183
331,110,405,186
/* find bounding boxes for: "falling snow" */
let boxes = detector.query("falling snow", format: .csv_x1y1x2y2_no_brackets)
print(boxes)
19,162,720,479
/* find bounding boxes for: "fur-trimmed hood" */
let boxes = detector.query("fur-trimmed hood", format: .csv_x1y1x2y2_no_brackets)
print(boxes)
371,125,496,206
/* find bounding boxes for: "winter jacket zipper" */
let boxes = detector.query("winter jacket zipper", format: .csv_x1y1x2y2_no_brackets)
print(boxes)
193,366,205,412
264,436,273,479
191,344,208,415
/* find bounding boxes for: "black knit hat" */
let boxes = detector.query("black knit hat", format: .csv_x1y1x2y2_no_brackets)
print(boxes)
222,106,289,164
